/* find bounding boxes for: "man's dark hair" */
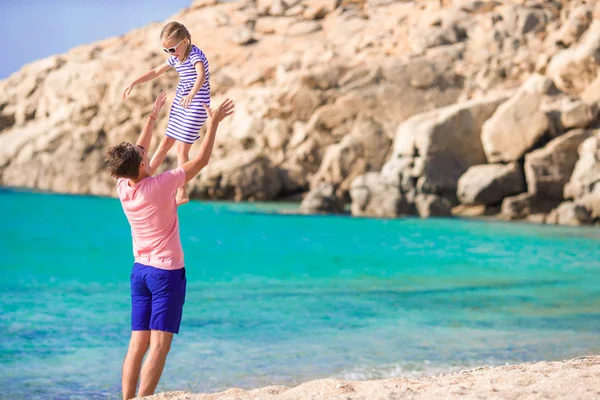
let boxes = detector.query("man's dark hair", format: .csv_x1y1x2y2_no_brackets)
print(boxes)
105,142,142,179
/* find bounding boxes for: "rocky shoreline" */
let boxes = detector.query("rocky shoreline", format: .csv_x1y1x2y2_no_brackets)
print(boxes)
0,0,598,226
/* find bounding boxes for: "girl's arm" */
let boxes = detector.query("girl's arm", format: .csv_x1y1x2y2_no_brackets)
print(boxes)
123,64,172,99
179,63,206,108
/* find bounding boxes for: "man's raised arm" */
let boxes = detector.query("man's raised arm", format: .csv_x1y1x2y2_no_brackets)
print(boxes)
136,92,167,151
182,98,234,183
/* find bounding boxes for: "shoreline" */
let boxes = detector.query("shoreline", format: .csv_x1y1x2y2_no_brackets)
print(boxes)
2,187,600,232
139,356,600,399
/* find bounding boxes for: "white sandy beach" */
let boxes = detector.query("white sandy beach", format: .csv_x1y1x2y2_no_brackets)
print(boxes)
140,356,600,400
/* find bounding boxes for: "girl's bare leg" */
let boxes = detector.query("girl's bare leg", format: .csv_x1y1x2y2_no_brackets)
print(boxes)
175,141,192,206
148,136,176,176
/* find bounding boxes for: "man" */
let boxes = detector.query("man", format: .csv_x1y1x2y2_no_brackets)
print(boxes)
105,92,234,400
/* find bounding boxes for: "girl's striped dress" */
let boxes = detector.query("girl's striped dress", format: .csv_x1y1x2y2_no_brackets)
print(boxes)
165,45,211,144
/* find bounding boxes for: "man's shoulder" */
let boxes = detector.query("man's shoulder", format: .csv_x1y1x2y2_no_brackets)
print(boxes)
154,167,185,186
116,177,128,194
156,167,185,178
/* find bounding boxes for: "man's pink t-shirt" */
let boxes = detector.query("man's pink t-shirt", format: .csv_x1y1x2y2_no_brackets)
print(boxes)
117,168,186,270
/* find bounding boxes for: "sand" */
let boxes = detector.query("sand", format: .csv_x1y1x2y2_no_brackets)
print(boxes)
139,356,600,400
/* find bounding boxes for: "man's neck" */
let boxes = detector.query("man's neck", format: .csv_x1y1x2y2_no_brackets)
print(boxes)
128,171,150,187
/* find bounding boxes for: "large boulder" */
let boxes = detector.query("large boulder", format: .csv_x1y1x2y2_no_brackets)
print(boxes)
190,149,282,201
547,20,600,93
457,162,525,205
349,172,412,218
299,182,345,214
481,77,552,163
524,129,593,200
310,115,391,195
564,129,600,199
390,94,508,196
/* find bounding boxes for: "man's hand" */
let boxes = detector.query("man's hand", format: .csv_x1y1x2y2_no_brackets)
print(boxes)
181,98,235,183
179,94,194,108
202,98,234,124
122,83,135,99
150,92,167,119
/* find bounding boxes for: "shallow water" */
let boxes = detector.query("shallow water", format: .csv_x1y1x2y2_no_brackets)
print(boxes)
1,189,599,399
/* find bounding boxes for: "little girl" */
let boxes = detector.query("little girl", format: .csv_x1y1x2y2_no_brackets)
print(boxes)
123,21,211,205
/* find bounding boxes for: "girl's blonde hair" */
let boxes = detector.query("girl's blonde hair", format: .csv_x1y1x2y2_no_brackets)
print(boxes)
161,22,192,60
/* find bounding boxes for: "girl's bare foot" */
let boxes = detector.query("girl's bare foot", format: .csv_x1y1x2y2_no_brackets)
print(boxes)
176,187,189,206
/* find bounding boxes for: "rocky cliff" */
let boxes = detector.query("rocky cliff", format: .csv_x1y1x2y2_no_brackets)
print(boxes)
0,0,599,225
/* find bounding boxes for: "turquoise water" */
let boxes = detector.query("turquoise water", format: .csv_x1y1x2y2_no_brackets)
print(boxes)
1,189,600,400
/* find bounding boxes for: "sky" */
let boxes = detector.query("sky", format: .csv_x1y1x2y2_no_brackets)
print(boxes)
0,0,193,79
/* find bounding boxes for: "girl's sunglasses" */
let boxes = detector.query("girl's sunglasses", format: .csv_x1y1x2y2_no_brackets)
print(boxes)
163,39,185,54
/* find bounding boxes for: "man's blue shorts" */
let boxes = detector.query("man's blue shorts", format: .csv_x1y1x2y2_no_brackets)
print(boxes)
130,262,186,334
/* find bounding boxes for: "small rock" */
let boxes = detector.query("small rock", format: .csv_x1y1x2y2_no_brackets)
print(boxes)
287,20,322,35
415,194,453,218
457,162,525,205
300,182,345,214
285,5,304,16
547,20,600,93
501,192,560,220
581,75,600,104
560,101,599,130
231,26,256,45
270,0,285,16
564,130,600,199
546,201,593,226
350,172,412,218
554,5,593,47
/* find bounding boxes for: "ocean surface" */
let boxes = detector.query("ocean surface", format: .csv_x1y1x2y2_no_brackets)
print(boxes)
1,188,599,400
